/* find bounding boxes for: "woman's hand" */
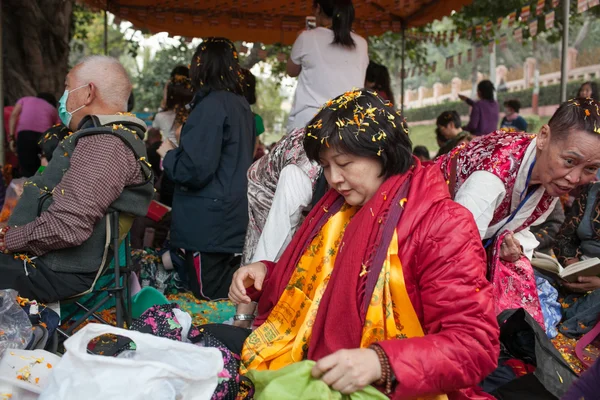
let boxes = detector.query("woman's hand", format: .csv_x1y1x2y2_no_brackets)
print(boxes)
311,348,382,395
157,140,175,158
500,234,522,263
229,262,267,304
563,276,600,293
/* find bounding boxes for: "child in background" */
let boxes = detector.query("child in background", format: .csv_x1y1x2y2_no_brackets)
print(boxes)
578,81,599,101
413,145,430,162
500,99,528,132
365,61,395,104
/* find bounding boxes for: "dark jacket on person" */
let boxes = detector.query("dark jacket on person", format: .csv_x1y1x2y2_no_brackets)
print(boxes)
435,131,471,158
531,201,565,254
163,88,255,253
500,115,528,132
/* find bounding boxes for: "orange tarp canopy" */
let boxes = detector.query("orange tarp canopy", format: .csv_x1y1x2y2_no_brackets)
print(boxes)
80,0,473,45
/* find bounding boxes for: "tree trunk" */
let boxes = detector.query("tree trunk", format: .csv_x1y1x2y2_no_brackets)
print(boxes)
2,0,74,104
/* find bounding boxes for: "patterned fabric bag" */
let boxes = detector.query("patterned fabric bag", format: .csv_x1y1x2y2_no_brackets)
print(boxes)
490,231,545,328
130,304,253,400
133,248,186,295
191,329,254,400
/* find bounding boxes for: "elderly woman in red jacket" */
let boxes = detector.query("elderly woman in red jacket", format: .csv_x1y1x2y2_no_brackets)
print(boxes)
228,90,499,399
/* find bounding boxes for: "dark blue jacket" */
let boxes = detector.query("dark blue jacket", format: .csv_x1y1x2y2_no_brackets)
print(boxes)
163,89,255,252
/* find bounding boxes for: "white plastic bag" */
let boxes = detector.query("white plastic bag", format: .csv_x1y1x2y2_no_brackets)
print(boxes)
0,349,61,400
40,324,223,400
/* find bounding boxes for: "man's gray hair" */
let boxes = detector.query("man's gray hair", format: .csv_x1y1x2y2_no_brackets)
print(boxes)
74,55,132,111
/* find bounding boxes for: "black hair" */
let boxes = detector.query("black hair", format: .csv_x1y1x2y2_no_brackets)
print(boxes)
146,127,162,142
579,81,599,101
304,90,413,178
37,92,57,108
435,127,448,146
166,75,195,111
548,98,600,142
503,99,521,113
190,38,244,96
241,68,257,105
170,65,190,78
366,62,395,104
413,146,430,161
314,0,356,48
39,124,71,161
477,80,495,101
436,110,462,129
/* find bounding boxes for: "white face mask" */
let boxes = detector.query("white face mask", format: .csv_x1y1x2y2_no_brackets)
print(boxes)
58,84,88,127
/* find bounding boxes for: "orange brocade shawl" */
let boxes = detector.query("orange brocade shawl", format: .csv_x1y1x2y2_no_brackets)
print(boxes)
241,164,447,399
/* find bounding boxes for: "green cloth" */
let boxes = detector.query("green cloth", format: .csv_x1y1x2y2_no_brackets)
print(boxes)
246,360,388,400
254,113,265,136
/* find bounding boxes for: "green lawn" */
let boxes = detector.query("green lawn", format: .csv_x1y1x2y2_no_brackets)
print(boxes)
407,115,551,156
408,124,439,153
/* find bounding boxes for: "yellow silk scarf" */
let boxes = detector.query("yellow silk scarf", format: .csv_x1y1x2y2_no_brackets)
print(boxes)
242,203,358,372
241,207,448,399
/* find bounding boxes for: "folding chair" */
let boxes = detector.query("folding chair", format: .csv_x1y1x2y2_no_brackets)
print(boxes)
54,211,135,345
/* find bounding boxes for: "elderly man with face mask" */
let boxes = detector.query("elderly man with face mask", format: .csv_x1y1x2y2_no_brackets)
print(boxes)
0,56,154,303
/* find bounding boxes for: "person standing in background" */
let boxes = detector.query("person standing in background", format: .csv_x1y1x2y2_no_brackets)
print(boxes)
240,68,267,160
286,0,369,132
158,38,255,301
153,65,190,141
500,99,528,132
365,61,395,103
459,80,499,136
9,93,59,177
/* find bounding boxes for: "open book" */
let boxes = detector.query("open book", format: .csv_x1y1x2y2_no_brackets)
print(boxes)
532,251,600,283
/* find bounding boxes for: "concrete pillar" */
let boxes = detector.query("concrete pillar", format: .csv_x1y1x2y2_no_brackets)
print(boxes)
405,90,412,104
451,77,462,99
418,86,426,107
433,82,443,101
524,57,537,88
496,65,508,87
568,47,578,71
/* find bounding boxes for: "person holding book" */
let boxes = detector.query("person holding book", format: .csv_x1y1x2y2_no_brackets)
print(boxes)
436,98,600,323
225,90,499,399
554,182,600,293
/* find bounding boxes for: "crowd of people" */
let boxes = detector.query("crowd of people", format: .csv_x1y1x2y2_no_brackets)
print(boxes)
2,0,600,398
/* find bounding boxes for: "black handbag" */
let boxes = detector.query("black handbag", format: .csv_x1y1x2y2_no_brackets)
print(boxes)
483,308,577,399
